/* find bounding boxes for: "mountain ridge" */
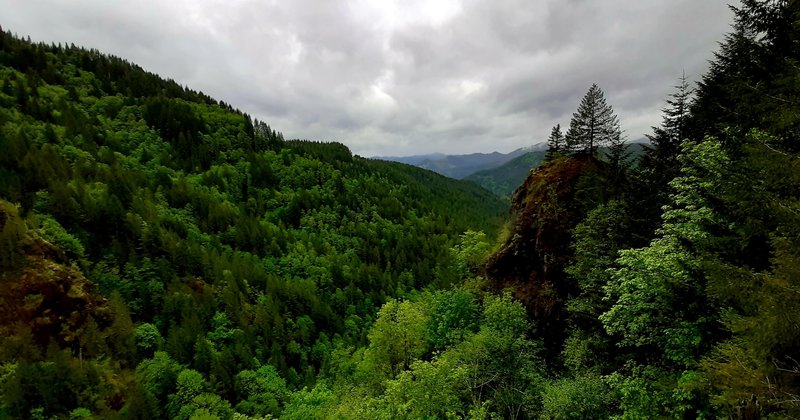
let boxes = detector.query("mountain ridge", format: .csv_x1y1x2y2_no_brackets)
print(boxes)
375,142,548,179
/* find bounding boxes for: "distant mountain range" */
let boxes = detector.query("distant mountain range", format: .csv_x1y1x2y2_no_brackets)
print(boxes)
377,139,651,196
465,150,548,197
466,142,651,197
376,142,549,179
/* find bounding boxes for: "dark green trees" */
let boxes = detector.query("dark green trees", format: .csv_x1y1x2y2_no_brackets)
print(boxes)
643,73,693,183
545,124,566,161
0,29,508,419
565,84,623,155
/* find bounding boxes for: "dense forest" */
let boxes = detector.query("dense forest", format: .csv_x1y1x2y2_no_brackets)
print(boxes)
2,0,800,418
0,24,507,419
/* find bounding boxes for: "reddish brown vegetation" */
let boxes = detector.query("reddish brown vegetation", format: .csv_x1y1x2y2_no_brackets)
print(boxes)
0,207,112,353
486,155,607,333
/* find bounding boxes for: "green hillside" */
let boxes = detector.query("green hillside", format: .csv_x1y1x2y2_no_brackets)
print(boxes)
3,2,800,418
0,31,505,418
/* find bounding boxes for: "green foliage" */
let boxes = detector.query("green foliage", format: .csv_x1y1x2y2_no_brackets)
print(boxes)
362,299,429,380
136,351,182,406
545,124,567,161
606,367,710,419
279,383,336,420
235,365,287,417
566,200,630,320
602,141,729,366
29,213,85,258
0,30,505,418
698,133,800,416
281,286,545,419
383,354,467,418
168,369,209,419
2,1,800,417
482,292,530,338
134,323,164,356
68,407,92,419
426,289,480,349
0,201,26,271
179,393,233,420
450,230,492,280
540,373,610,420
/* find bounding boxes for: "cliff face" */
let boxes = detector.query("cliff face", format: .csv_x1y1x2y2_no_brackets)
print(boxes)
486,156,607,332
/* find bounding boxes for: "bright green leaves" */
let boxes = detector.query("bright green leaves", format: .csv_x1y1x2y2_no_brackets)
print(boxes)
234,365,288,417
362,299,429,380
426,289,480,349
166,368,235,420
601,140,731,366
134,323,164,356
450,230,492,280
136,351,181,401
601,235,700,362
28,213,84,258
281,286,544,419
540,373,610,420
482,292,530,339
383,354,467,419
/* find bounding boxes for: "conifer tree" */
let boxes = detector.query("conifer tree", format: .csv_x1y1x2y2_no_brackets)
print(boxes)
645,73,693,176
565,84,621,155
545,124,566,161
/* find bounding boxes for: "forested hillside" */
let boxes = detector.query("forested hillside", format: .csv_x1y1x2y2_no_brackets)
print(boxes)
262,1,800,418
0,29,506,418
2,1,800,419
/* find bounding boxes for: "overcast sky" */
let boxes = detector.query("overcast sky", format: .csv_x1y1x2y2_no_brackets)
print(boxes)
2,1,737,156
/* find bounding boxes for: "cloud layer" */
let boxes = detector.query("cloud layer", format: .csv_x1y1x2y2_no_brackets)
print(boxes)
2,0,736,156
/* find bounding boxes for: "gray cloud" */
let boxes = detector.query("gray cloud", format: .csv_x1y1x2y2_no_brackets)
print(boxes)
1,0,736,156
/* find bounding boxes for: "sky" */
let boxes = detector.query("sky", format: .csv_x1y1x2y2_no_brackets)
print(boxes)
2,0,737,157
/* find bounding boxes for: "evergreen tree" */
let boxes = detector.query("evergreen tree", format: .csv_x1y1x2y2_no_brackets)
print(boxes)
544,124,566,161
606,128,628,173
565,84,621,155
644,73,693,180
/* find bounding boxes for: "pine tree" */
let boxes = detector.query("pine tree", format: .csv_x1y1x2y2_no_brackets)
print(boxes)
565,84,621,155
645,73,693,174
606,128,628,173
545,124,566,161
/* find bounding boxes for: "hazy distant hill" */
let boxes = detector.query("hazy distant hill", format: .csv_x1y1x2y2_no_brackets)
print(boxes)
377,143,548,179
465,150,548,197
467,142,649,197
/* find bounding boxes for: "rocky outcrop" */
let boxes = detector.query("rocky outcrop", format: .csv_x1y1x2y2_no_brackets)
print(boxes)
0,203,112,351
486,155,608,333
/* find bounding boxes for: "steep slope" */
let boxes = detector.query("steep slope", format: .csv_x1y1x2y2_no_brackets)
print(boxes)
0,32,506,418
485,155,614,355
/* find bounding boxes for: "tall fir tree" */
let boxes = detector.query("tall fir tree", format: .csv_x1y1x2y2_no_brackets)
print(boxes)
644,73,693,181
565,84,621,155
545,124,566,161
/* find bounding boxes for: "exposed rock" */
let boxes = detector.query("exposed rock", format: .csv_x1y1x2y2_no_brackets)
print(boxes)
486,155,609,336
